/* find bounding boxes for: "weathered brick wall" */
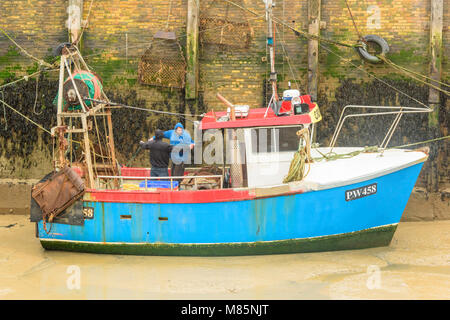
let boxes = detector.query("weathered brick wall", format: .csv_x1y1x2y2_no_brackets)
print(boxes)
1,0,447,101
0,0,66,78
0,0,448,187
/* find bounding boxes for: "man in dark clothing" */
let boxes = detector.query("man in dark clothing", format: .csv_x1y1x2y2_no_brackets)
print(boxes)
140,130,173,177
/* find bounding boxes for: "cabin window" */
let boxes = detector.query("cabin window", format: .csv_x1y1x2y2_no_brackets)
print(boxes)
279,126,302,152
251,128,276,153
251,126,302,153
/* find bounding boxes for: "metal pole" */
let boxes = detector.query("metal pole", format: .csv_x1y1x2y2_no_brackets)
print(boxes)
56,55,65,126
266,0,278,102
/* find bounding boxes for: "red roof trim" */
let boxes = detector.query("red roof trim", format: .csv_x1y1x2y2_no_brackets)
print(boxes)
200,107,314,130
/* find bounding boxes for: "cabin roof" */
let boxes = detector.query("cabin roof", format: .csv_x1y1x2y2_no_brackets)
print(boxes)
199,107,314,130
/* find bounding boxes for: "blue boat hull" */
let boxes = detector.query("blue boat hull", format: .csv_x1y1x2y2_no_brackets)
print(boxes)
37,162,424,256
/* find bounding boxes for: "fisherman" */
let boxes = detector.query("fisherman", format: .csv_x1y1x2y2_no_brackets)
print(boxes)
151,122,194,181
140,129,173,178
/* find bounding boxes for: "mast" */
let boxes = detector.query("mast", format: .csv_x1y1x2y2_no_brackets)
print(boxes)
53,44,118,189
266,0,278,105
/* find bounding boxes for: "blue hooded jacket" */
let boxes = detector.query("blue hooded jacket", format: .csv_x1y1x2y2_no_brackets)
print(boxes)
154,123,194,163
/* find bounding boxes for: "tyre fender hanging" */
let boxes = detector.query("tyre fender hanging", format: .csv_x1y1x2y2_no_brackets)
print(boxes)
356,35,389,63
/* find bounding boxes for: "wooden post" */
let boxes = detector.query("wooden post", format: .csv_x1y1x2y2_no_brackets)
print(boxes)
56,55,66,127
106,110,117,173
427,0,443,192
185,0,199,101
81,114,95,188
68,0,83,43
266,0,278,101
307,0,321,102
185,0,200,134
308,0,321,143
428,0,443,126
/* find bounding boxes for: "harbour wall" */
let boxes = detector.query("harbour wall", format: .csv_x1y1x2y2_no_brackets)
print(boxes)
0,0,448,214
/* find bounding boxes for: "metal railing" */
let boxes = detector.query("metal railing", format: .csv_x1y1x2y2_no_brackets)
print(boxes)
329,105,432,152
96,174,224,191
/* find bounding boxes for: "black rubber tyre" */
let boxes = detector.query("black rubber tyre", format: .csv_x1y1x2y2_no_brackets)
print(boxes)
356,35,390,63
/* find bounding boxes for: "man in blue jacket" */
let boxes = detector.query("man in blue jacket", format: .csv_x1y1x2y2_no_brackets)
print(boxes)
151,122,194,181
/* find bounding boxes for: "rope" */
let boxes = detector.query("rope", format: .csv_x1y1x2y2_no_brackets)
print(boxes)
84,98,214,121
74,0,95,46
312,135,450,162
0,27,54,68
0,98,52,135
318,44,432,110
82,12,265,61
283,128,312,183
165,0,173,30
126,146,142,167
344,0,363,41
222,0,443,108
274,23,301,92
32,73,43,115
0,91,7,130
379,56,450,96
313,146,379,162
382,58,450,88
222,0,360,49
0,68,59,90
391,135,450,149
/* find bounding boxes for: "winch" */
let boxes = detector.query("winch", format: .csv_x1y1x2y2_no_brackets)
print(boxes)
61,70,103,111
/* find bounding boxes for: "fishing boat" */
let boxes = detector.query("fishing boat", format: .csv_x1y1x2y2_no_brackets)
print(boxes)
30,1,430,256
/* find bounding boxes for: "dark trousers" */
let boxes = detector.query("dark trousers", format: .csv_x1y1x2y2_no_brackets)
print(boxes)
171,162,185,183
150,167,169,178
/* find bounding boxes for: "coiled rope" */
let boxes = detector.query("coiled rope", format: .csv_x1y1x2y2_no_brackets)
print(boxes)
283,128,312,183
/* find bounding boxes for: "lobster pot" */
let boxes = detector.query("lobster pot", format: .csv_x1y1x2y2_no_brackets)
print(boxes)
199,17,253,48
138,37,186,89
199,0,253,49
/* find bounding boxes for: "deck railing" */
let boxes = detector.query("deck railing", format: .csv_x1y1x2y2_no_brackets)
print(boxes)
96,174,224,191
329,105,432,152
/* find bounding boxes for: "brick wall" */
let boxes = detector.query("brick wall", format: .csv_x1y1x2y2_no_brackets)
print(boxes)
0,0,448,185
1,0,447,103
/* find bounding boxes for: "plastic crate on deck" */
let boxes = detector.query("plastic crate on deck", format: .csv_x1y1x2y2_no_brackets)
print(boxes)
138,180,179,190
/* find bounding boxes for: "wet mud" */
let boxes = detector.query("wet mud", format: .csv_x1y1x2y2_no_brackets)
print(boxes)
0,215,448,300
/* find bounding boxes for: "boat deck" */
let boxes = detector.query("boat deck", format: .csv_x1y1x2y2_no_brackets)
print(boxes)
288,147,428,191
90,148,427,198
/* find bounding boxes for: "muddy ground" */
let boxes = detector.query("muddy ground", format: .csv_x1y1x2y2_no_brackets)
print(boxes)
0,215,448,300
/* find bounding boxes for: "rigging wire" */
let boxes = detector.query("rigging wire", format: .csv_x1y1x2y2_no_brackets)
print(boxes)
222,0,359,48
380,56,450,95
318,44,432,110
0,68,59,90
223,0,446,105
73,0,95,46
84,98,214,122
81,13,266,60
0,91,7,130
0,98,52,134
32,72,43,115
274,23,301,91
344,0,363,41
0,27,54,68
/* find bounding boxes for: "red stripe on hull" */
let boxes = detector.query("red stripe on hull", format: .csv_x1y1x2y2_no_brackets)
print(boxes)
86,188,257,204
